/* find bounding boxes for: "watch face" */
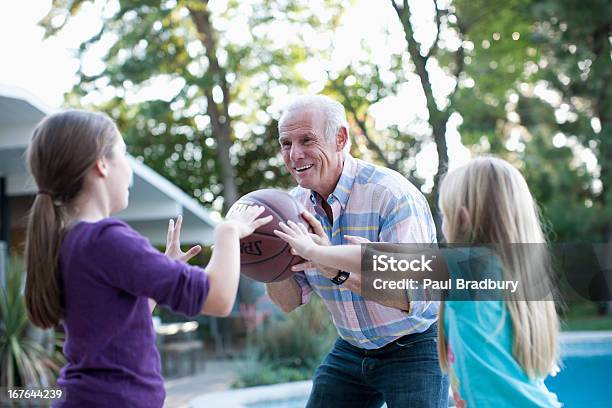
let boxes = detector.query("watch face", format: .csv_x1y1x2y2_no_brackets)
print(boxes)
331,271,350,285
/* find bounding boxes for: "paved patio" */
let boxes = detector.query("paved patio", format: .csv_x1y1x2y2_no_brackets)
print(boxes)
164,360,242,408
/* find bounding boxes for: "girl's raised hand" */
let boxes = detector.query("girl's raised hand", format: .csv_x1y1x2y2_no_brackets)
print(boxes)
224,205,273,239
274,220,318,259
165,215,202,262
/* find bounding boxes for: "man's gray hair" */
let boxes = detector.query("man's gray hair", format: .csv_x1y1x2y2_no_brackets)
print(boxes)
279,95,351,152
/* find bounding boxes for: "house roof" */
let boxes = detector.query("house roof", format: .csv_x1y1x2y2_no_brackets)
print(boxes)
0,84,218,245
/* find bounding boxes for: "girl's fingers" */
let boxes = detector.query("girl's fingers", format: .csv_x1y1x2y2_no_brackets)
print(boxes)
166,218,175,246
184,245,202,260
309,233,321,243
174,215,183,242
248,205,266,220
252,215,273,229
287,220,303,234
278,222,295,235
344,235,370,244
273,229,292,242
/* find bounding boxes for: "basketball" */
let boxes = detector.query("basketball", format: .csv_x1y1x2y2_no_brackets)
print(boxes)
227,189,309,282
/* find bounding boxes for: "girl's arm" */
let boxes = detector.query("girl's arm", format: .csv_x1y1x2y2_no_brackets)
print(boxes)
296,233,362,273
201,206,272,316
200,222,241,316
275,221,410,311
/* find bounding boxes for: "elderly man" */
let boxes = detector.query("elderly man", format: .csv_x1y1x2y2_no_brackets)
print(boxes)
266,95,448,407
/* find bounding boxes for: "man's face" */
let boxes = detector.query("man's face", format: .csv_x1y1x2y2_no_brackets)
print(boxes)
279,108,344,198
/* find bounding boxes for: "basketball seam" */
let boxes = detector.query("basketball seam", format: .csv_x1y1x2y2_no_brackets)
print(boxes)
268,254,298,282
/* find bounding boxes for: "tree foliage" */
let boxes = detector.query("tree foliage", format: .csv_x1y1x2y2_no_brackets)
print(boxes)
41,0,610,246
452,0,611,241
42,0,346,212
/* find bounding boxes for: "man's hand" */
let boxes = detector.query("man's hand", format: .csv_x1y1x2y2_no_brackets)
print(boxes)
165,215,203,262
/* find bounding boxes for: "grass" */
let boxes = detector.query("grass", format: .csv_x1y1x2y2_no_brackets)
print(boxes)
560,302,612,331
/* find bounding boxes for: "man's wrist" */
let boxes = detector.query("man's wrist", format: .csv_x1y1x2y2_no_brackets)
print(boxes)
330,270,350,285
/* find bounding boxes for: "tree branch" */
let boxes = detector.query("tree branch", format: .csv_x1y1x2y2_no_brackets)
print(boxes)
331,79,396,170
390,0,403,21
188,4,231,119
447,20,467,108
426,0,442,59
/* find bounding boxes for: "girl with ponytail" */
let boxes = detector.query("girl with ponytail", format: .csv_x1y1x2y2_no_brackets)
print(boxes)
24,110,271,407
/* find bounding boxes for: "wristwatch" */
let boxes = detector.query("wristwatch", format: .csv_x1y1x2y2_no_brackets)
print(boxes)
330,271,350,285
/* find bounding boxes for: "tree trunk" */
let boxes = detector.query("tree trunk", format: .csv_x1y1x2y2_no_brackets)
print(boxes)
189,2,239,211
392,0,451,241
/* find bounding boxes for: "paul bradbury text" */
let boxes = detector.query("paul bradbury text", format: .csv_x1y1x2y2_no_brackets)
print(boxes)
371,278,519,294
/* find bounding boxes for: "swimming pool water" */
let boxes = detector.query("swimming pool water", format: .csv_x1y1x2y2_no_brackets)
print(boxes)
545,339,612,408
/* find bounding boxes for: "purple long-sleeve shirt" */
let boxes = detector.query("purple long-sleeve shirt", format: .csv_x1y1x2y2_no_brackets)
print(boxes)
54,218,209,407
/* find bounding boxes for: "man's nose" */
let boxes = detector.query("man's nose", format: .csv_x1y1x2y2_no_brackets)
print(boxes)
289,144,304,161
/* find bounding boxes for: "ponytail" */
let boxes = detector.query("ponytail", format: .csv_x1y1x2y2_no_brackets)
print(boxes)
24,193,65,328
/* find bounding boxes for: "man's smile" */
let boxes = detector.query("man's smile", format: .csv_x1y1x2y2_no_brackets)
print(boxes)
294,164,314,173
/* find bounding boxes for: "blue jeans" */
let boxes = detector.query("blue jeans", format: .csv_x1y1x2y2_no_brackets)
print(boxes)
306,324,449,408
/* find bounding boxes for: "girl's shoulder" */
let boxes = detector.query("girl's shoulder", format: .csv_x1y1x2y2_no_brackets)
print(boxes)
64,217,142,252
70,217,132,235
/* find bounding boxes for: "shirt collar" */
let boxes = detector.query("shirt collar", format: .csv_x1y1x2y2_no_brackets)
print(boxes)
308,153,357,211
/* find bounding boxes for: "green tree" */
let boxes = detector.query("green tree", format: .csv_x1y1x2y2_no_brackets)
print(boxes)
323,54,425,187
531,0,611,241
326,1,526,235
42,0,346,212
451,0,610,243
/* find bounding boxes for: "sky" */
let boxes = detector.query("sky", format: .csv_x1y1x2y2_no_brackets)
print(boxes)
0,0,473,188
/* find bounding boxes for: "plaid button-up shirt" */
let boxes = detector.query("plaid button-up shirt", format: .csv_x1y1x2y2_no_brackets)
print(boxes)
291,154,439,349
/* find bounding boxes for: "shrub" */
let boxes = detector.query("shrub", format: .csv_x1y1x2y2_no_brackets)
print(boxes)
233,297,336,388
0,257,64,387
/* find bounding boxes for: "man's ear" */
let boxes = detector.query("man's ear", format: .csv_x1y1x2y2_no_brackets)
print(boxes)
93,157,109,178
336,126,348,152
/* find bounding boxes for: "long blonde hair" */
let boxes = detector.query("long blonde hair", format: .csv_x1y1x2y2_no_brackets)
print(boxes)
437,156,558,379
